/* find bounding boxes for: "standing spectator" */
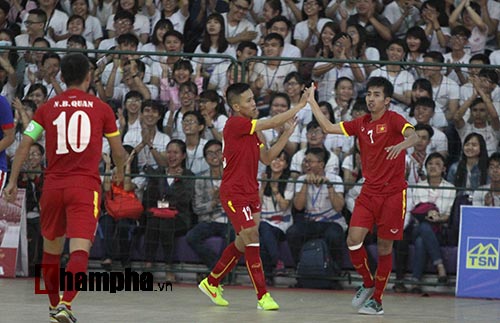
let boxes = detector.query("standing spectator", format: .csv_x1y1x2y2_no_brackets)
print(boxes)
309,77,418,314
143,139,195,282
3,53,126,323
187,140,230,275
472,152,500,207
287,147,346,279
410,152,456,292
259,150,294,285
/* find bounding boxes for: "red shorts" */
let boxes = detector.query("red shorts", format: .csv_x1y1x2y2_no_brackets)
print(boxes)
350,189,407,240
40,188,100,241
221,195,261,234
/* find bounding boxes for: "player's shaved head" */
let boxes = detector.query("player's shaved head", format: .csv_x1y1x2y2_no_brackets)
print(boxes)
226,83,251,108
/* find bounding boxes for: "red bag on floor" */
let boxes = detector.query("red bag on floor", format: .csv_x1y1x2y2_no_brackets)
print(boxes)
105,185,143,220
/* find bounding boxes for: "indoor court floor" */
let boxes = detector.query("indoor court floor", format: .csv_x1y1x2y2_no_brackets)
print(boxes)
1,277,499,323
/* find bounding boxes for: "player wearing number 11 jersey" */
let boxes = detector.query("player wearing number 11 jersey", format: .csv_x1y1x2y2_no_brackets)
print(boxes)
310,77,418,315
4,53,126,323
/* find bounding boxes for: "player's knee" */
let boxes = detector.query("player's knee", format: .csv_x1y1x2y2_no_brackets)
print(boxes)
240,226,259,244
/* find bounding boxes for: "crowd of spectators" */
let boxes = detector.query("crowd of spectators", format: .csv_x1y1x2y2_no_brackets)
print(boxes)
1,0,500,291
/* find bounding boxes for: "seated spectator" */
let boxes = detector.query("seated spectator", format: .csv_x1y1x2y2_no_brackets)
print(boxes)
449,0,488,55
302,21,338,82
409,97,448,158
328,77,355,123
222,0,258,49
447,132,489,195
182,111,209,175
346,23,379,79
141,19,174,67
24,53,65,99
404,26,430,79
7,99,38,162
301,102,347,159
260,93,301,157
163,80,199,141
97,10,135,51
71,0,103,47
410,152,456,292
15,9,54,48
150,0,189,34
454,81,500,156
208,41,257,97
459,60,500,105
345,0,391,58
117,91,143,136
107,2,150,44
94,0,114,29
383,0,420,39
342,136,361,192
18,142,44,276
419,0,450,53
55,15,95,57
406,123,434,186
326,0,357,23
421,51,460,123
473,152,500,207
100,145,139,270
444,26,472,86
409,78,447,130
370,39,415,116
143,139,195,282
194,13,236,80
284,72,311,130
312,32,364,102
32,0,68,43
23,38,51,89
160,56,202,113
250,33,297,107
253,0,282,45
266,16,301,58
259,149,294,285
291,120,340,179
287,147,346,277
123,100,169,169
186,140,231,275
105,59,157,101
199,90,228,141
293,0,332,54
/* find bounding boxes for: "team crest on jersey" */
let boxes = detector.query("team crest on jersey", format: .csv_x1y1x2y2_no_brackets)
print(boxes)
376,124,387,134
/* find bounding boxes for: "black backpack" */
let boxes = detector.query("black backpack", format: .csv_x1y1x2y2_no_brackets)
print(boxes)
296,239,336,289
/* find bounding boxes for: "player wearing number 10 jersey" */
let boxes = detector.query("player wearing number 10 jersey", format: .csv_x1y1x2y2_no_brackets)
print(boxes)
4,53,126,323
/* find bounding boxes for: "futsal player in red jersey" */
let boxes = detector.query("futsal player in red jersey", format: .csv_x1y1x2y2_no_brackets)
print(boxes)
198,83,310,310
310,77,418,315
4,53,126,323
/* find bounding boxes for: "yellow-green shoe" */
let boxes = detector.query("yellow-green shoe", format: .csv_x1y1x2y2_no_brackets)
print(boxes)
257,292,280,310
198,277,229,306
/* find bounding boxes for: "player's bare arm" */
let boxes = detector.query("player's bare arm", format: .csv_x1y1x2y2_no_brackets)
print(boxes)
260,118,298,165
308,89,344,135
254,88,310,132
385,126,418,160
3,134,35,202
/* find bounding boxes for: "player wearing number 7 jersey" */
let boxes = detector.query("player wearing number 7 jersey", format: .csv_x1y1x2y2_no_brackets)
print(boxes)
198,83,310,310
309,77,418,315
3,53,126,323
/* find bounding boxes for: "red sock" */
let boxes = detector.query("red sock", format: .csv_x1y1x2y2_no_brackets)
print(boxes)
245,243,267,300
42,252,61,307
208,242,243,287
349,246,374,288
61,250,89,308
373,253,392,304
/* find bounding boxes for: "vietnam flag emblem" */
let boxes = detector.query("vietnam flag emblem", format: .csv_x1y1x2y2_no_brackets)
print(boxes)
376,124,387,133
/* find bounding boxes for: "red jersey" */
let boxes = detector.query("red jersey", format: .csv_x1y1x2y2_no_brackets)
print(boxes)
340,110,413,195
220,116,262,201
29,89,119,191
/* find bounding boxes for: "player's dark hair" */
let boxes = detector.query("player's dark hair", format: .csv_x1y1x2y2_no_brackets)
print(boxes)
366,76,393,98
60,53,89,86
226,83,251,108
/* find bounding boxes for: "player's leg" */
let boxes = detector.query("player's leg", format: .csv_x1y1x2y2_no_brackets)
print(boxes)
39,189,67,322
56,188,99,323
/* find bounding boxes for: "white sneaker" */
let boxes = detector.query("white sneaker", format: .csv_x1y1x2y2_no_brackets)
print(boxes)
351,285,374,308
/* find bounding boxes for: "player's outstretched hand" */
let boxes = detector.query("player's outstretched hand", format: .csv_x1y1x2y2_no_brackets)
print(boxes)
2,182,18,203
385,143,404,160
283,118,298,136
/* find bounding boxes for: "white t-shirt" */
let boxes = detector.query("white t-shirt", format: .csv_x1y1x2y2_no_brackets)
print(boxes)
382,1,420,39
106,13,150,37
293,18,333,47
260,116,301,145
433,75,460,116
151,9,188,34
222,12,257,50
369,67,414,111
313,62,355,102
186,138,209,175
250,61,297,94
457,123,499,156
122,129,170,168
260,181,295,233
202,114,228,140
194,45,236,76
83,15,103,44
443,52,471,85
